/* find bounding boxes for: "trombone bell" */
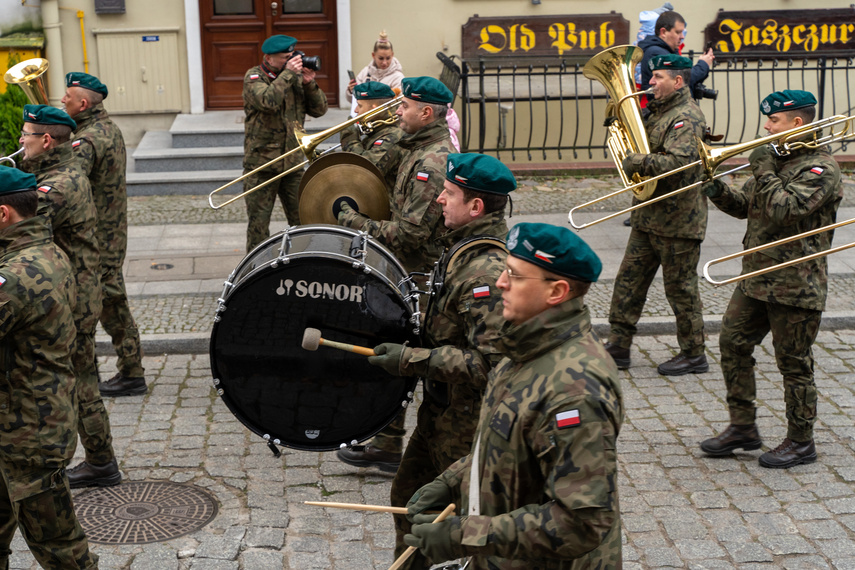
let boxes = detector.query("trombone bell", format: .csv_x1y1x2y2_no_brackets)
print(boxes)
4,58,50,105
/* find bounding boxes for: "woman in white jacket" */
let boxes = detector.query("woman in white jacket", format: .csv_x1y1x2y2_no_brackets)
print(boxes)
346,31,405,106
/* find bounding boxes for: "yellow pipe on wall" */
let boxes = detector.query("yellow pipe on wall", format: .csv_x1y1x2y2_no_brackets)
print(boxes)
57,6,89,73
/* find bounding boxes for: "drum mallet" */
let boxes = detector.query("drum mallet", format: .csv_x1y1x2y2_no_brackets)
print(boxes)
302,327,375,357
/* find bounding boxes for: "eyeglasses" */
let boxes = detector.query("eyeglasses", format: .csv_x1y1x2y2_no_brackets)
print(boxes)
503,266,557,282
20,131,46,137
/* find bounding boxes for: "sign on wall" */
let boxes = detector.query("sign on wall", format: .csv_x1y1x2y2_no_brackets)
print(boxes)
704,8,855,59
461,13,629,61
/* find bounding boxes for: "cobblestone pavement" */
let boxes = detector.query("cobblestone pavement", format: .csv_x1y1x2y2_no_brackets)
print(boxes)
10,330,855,569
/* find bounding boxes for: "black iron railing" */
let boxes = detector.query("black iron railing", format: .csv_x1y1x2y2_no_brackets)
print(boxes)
443,54,855,161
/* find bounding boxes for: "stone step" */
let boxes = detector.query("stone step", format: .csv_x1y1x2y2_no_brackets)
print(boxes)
127,169,242,197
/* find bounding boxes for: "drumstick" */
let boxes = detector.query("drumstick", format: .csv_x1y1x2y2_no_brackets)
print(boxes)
388,503,456,570
301,327,375,357
304,501,408,514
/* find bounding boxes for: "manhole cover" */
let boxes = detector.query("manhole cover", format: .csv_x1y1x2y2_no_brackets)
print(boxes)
74,481,218,544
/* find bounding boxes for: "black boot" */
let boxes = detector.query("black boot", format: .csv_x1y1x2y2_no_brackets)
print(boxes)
336,444,401,473
99,373,147,397
67,459,122,489
759,438,817,469
603,342,630,370
700,424,763,456
658,353,709,376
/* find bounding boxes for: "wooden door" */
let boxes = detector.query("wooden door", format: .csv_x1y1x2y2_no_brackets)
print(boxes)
200,0,338,109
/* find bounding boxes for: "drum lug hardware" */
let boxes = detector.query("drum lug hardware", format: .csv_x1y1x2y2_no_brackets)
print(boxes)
266,441,282,458
276,231,294,266
213,378,220,386
350,232,370,271
217,389,224,396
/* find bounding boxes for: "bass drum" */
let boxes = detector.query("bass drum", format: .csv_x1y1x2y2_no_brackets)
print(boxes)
210,224,420,451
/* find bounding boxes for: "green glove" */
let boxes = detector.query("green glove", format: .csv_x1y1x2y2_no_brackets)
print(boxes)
701,179,725,199
406,477,453,522
368,343,406,376
621,153,643,179
749,145,777,181
403,516,464,564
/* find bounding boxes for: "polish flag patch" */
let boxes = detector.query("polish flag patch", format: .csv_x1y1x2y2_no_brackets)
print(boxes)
556,410,581,428
534,250,554,263
783,100,795,107
810,167,824,175
373,139,384,146
673,121,684,129
249,74,260,80
38,185,51,193
473,285,490,299
416,172,429,182
0,276,6,287
71,140,82,148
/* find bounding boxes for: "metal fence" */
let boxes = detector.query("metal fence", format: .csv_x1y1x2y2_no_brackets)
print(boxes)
448,54,855,161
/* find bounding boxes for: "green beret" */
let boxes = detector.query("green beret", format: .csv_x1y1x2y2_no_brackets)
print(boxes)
65,72,108,98
760,90,817,116
354,81,396,100
262,35,297,55
649,54,693,71
446,153,516,196
506,223,602,283
401,76,453,105
22,105,76,130
0,168,37,195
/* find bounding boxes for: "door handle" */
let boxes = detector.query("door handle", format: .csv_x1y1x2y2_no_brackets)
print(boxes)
271,2,278,16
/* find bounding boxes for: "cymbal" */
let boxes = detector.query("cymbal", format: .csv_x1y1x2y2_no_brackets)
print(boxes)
298,152,390,225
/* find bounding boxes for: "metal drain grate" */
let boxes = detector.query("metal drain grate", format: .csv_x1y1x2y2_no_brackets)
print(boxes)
74,481,218,544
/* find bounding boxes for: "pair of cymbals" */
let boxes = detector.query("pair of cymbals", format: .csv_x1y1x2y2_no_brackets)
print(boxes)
298,153,390,224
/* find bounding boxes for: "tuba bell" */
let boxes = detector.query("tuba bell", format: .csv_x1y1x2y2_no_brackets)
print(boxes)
4,58,50,106
583,46,657,201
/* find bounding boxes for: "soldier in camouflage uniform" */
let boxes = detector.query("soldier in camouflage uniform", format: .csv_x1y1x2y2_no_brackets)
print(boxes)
607,54,710,376
339,81,405,191
366,153,512,568
336,76,454,471
62,71,147,397
19,105,120,490
0,168,98,570
243,34,328,252
404,223,622,569
700,90,841,469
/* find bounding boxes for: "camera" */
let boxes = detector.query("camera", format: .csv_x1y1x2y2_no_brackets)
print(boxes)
692,83,718,101
293,50,321,72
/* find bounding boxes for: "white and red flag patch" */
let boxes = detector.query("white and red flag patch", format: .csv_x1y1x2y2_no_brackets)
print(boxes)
473,285,490,299
38,185,51,193
556,410,580,428
0,276,6,287
810,167,824,175
534,250,554,263
783,100,795,107
373,139,384,146
249,74,260,80
71,140,81,148
416,172,429,182
673,121,684,129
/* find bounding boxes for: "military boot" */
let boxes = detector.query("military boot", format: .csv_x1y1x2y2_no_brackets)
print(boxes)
700,424,763,456
67,459,122,488
336,444,401,473
658,353,709,376
603,342,630,370
99,372,147,397
759,438,817,469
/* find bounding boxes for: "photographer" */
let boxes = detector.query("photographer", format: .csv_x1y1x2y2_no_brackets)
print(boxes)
638,10,715,103
242,34,328,251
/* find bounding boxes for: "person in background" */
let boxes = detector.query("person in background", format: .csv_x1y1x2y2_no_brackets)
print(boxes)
346,30,405,111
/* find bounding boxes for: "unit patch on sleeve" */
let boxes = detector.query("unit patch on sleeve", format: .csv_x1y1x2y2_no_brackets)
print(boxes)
472,285,490,299
673,121,684,129
416,172,430,182
810,167,824,175
556,409,581,428
38,185,51,194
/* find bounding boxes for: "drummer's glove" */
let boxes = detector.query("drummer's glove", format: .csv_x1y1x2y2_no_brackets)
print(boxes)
369,343,431,377
701,179,726,199
404,515,465,563
749,145,777,183
406,477,453,522
333,196,360,220
621,153,644,179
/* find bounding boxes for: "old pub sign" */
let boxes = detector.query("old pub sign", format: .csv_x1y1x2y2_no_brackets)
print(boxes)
461,13,629,60
704,8,855,58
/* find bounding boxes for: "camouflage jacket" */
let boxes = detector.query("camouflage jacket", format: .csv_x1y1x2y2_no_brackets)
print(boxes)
339,119,452,272
21,143,102,335
629,86,709,241
440,298,623,569
403,210,508,439
0,215,78,502
708,145,842,310
243,63,328,172
71,102,128,270
339,121,405,191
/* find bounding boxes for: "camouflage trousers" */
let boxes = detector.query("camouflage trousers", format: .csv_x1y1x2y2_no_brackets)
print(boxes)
608,230,705,356
0,466,98,570
720,288,821,442
76,330,116,466
244,168,302,252
368,408,407,454
100,266,145,379
390,400,475,569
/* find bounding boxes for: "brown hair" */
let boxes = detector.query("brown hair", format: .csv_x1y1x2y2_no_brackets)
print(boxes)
460,187,509,215
373,30,393,52
0,189,38,218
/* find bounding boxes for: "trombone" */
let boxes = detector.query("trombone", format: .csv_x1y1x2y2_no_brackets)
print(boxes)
703,218,855,286
568,113,855,230
207,94,403,210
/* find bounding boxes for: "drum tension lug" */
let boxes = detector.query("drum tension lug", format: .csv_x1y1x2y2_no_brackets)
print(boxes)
267,441,282,458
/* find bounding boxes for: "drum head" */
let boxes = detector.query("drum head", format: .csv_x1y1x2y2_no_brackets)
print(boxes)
210,251,418,451
298,153,389,225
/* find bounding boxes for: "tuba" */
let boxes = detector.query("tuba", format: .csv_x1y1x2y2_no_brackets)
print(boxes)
4,58,50,106
583,46,657,201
